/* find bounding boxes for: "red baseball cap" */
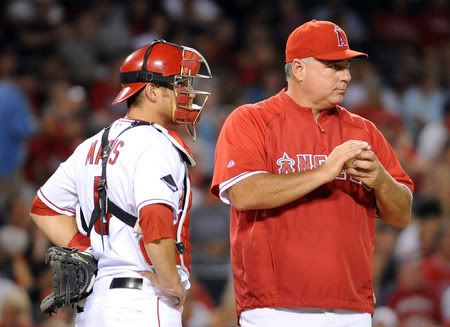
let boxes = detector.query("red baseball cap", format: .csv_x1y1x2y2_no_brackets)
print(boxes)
285,20,368,62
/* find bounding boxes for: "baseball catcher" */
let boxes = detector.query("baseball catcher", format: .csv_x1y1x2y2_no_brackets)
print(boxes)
30,40,212,326
40,247,98,314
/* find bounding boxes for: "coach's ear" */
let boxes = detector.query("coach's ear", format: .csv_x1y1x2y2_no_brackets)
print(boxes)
291,58,308,82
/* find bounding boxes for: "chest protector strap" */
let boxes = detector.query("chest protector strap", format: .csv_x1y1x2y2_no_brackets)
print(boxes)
84,121,188,255
87,121,150,249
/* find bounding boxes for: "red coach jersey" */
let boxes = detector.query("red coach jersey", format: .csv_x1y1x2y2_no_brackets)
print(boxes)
211,90,413,317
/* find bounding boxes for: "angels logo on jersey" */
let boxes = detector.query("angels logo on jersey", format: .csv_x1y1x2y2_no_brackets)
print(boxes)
276,152,364,186
276,152,295,174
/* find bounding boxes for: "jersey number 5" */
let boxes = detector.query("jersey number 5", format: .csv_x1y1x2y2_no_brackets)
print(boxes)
93,176,111,235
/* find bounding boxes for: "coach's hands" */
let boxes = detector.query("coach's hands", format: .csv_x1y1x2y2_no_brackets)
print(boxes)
344,149,388,189
140,270,186,309
321,140,370,182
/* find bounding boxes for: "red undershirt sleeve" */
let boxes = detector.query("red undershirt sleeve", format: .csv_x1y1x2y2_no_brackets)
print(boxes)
30,195,91,250
67,232,91,251
30,195,60,215
139,204,176,244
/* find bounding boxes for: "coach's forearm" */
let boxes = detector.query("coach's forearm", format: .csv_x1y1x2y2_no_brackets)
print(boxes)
29,213,78,246
374,173,412,228
228,167,330,210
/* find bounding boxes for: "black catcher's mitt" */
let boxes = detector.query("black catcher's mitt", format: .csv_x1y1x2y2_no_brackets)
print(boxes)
40,247,98,314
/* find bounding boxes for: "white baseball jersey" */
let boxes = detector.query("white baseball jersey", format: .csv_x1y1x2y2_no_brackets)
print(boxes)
37,117,193,280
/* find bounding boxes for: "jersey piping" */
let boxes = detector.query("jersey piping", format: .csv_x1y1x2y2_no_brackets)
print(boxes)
218,171,269,204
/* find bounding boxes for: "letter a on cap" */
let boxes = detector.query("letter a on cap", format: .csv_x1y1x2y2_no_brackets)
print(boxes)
334,25,348,47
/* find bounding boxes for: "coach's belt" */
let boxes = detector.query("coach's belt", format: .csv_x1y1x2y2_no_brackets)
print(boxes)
109,277,143,290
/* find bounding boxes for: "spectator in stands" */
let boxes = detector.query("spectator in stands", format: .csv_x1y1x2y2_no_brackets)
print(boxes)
422,222,450,292
373,306,399,327
0,61,36,207
417,99,450,162
0,287,33,327
401,72,445,139
386,256,441,326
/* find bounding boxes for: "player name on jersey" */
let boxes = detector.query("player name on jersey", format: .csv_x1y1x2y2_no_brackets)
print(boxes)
85,139,124,166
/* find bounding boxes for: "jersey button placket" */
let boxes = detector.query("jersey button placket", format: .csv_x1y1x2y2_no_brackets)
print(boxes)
316,111,326,133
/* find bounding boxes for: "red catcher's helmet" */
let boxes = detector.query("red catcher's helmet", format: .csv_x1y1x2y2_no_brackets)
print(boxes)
112,40,212,140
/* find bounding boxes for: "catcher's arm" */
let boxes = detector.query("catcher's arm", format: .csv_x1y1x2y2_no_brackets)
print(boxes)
29,195,85,247
144,239,186,308
30,212,78,247
139,204,186,308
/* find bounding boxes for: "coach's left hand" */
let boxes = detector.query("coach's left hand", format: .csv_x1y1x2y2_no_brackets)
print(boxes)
344,150,388,189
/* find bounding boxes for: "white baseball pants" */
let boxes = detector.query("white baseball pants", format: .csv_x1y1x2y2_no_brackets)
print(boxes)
240,307,371,327
74,274,182,327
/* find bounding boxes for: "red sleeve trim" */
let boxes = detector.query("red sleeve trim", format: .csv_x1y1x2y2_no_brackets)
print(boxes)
30,195,60,216
67,232,91,251
139,204,176,244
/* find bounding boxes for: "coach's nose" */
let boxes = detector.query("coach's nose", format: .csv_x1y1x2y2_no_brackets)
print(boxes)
342,68,351,84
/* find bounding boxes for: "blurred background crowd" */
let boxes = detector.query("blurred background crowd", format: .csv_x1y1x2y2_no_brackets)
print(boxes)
0,0,449,326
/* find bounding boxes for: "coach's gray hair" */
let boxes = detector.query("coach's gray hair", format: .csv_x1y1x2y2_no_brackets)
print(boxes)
284,62,292,81
285,57,314,81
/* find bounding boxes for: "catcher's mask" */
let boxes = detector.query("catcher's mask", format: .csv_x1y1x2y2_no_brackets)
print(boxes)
112,40,212,140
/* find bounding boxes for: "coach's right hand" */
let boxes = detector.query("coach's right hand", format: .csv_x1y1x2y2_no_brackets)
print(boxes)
321,140,370,181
